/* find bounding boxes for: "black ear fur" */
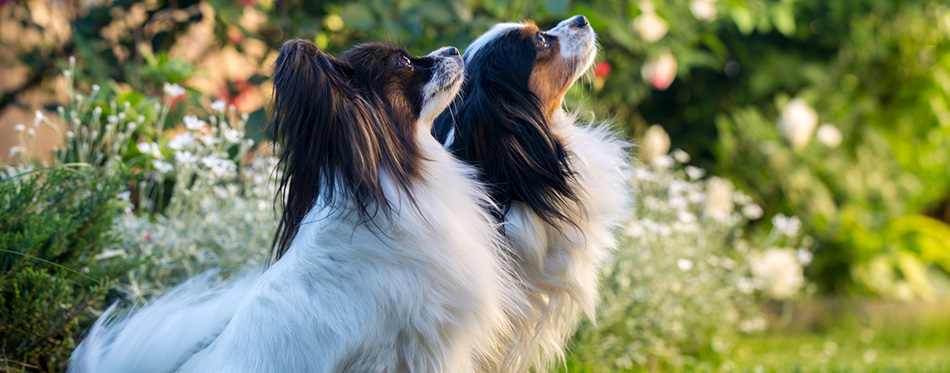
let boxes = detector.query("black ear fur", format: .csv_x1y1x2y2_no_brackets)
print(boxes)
269,39,388,261
433,39,579,230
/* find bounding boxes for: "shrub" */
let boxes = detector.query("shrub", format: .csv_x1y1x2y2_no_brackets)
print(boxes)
0,166,134,371
567,153,806,371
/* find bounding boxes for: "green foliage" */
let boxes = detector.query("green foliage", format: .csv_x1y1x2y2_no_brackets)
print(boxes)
0,166,134,372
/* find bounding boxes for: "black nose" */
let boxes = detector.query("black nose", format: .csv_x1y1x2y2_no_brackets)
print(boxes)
571,15,588,28
446,47,459,56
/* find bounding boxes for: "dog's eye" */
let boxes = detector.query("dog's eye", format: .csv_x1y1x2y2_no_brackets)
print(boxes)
535,33,548,49
398,55,413,69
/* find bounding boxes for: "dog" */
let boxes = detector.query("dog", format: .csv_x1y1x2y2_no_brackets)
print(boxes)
433,15,632,371
71,40,527,372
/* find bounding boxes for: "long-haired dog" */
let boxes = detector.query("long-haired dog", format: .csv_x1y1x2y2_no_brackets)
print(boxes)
71,40,526,372
433,15,632,370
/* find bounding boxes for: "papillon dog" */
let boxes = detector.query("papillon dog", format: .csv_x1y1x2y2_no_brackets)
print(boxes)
71,40,527,372
433,15,632,371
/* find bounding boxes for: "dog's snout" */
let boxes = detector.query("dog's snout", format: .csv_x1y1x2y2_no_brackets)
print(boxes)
445,47,460,56
570,15,589,28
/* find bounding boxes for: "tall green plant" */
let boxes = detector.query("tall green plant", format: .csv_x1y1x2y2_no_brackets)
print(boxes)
0,166,134,372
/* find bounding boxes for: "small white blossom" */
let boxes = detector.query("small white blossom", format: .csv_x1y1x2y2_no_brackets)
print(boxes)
91,84,100,93
183,115,207,131
685,166,706,180
771,213,802,237
117,191,131,201
797,248,813,266
152,160,174,173
211,100,227,112
14,124,25,133
742,203,764,220
779,99,818,149
163,82,186,98
175,151,198,164
816,124,842,148
137,142,163,158
8,146,25,157
671,149,690,163
749,248,804,299
632,10,669,43
690,0,717,21
705,176,735,222
676,258,694,271
26,128,35,138
222,127,244,143
640,125,670,164
168,132,195,150
200,134,221,146
34,111,45,126
652,155,674,169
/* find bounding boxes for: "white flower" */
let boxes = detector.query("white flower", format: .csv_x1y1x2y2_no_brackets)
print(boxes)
771,213,802,237
211,159,237,178
676,258,694,271
175,151,198,164
641,52,678,90
779,98,818,149
8,146,25,157
14,124,25,133
117,191,131,201
222,127,244,143
685,166,706,180
163,82,185,98
705,176,734,221
26,128,35,138
211,100,227,112
201,155,222,168
91,84,100,93
168,132,195,150
749,248,804,299
183,115,207,131
742,203,764,220
797,248,813,266
640,124,670,164
736,277,756,294
632,11,668,43
200,134,221,146
66,131,75,139
34,111,45,126
816,124,842,148
690,0,717,21
152,160,174,173
652,155,674,169
137,142,162,158
671,149,690,163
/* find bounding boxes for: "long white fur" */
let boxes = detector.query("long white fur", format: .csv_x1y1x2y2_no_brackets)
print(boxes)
71,48,525,372
462,18,632,371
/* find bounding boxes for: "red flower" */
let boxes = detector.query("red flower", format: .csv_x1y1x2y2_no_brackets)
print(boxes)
594,61,612,78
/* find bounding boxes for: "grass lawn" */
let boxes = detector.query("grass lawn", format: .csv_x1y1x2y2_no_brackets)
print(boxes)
730,300,950,372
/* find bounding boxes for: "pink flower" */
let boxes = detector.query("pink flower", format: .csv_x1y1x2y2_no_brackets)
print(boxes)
641,52,678,90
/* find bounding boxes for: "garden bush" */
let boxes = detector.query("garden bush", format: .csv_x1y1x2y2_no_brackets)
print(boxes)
566,153,807,371
0,166,133,371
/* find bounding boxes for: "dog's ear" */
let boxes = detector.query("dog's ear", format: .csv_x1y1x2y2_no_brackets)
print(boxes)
269,39,382,261
435,46,579,230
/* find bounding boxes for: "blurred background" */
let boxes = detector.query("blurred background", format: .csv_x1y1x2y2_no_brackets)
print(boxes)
1,0,949,371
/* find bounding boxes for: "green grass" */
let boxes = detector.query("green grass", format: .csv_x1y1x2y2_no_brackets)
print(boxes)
730,301,950,372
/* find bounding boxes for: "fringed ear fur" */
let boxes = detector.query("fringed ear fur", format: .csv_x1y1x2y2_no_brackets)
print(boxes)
269,39,386,261
433,51,579,231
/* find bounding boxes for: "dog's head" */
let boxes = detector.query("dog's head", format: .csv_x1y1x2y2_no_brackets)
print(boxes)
464,15,596,117
270,40,464,260
433,16,596,228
